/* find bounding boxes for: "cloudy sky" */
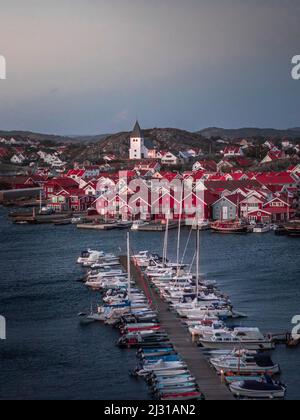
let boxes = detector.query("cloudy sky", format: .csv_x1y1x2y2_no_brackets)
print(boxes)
0,0,299,134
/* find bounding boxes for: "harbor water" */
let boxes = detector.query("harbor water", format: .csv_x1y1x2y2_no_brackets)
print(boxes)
0,207,300,400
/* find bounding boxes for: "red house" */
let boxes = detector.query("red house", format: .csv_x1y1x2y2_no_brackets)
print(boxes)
263,197,295,222
44,178,79,200
247,209,272,224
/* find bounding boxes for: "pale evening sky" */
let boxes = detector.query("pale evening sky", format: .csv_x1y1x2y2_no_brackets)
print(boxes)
0,0,299,135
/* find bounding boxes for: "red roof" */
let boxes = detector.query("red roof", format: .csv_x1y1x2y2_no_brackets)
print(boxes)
46,178,79,188
66,169,85,177
265,151,286,161
223,193,245,206
256,172,296,185
194,161,217,172
0,147,8,157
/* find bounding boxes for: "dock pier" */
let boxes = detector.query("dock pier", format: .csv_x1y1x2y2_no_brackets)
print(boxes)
120,256,234,401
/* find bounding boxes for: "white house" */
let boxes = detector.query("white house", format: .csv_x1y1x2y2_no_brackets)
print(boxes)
37,150,66,168
129,121,155,160
161,152,179,166
261,150,286,165
223,146,244,157
11,154,26,164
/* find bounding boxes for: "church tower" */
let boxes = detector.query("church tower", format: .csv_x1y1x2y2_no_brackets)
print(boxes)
129,121,145,160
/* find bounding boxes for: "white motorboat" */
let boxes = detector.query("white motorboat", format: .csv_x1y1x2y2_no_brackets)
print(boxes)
252,223,271,234
177,306,233,319
131,221,149,231
191,220,211,231
229,378,286,399
86,268,125,281
199,328,275,350
77,250,99,264
77,250,117,266
188,321,227,337
210,354,280,375
138,360,187,375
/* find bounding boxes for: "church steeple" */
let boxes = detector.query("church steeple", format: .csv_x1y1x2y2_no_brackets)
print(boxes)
131,121,143,139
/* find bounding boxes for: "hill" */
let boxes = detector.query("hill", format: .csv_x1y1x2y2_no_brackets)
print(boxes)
198,127,300,139
86,128,210,159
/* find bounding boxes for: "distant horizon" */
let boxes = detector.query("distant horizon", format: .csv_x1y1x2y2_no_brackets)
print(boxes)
1,124,300,138
0,1,299,135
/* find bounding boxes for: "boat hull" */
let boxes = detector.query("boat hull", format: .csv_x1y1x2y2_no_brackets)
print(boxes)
229,382,285,399
199,339,274,351
211,361,280,375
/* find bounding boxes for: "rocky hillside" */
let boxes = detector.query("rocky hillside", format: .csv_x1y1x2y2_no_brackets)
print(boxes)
198,127,300,139
85,128,210,159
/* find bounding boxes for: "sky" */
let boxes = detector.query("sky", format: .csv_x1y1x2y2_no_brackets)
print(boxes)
0,0,299,135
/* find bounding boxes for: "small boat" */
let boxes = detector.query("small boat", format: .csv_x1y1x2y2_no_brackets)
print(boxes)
199,328,275,350
160,391,203,401
225,375,263,384
284,221,300,237
131,221,149,231
156,386,199,396
117,221,133,229
274,225,288,236
211,220,249,234
229,378,286,399
210,354,280,375
252,223,271,234
154,376,195,386
71,217,82,224
192,220,211,231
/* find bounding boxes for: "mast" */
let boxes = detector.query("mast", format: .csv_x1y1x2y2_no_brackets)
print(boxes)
39,189,42,214
176,188,184,277
163,217,169,266
196,226,200,300
127,232,131,301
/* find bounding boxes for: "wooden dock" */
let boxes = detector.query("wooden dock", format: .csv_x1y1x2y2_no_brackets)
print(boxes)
77,223,118,231
136,221,180,232
120,256,234,401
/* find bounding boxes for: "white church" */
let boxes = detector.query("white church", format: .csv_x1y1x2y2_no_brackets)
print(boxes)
129,121,156,160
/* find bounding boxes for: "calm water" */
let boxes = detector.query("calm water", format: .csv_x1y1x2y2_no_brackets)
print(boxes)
0,207,300,400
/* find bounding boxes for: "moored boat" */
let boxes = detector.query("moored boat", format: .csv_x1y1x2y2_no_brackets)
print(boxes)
199,328,275,350
210,354,280,375
211,220,249,234
229,378,286,399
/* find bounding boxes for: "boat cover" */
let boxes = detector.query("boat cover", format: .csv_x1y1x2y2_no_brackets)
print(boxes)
241,381,282,391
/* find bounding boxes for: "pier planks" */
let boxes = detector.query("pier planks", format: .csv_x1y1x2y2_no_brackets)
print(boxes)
120,256,234,401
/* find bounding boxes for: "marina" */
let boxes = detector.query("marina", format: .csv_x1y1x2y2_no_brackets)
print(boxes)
1,207,300,400
1,0,300,404
73,215,297,400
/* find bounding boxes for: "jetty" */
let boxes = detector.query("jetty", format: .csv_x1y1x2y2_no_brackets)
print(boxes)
77,223,118,231
10,210,73,224
120,256,234,401
134,221,182,232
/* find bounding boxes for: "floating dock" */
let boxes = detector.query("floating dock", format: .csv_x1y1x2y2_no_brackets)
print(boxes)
10,212,73,224
76,223,118,231
120,256,234,401
135,221,181,232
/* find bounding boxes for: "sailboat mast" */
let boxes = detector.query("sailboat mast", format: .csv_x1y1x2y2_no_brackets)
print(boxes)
165,217,169,265
176,188,184,277
39,189,42,213
196,227,200,299
127,232,131,301
163,217,169,266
